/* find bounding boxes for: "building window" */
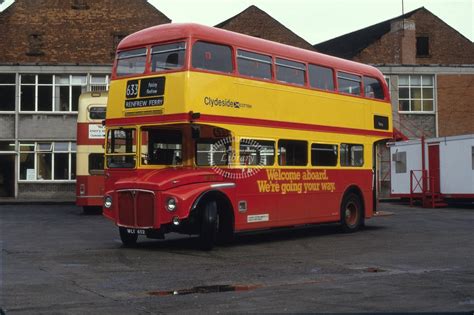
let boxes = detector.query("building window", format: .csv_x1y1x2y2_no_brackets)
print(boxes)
340,143,364,167
278,140,307,166
0,141,15,151
26,34,44,56
398,75,434,112
276,58,305,86
90,74,109,91
0,73,16,111
112,34,127,53
19,142,76,181
19,74,87,112
71,0,89,10
416,36,429,57
192,41,233,74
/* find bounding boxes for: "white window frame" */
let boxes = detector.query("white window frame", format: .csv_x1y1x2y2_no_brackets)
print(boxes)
398,74,435,113
18,141,76,182
0,73,16,112
19,74,87,113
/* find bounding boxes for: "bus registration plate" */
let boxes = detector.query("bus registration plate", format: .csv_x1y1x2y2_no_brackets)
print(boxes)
126,228,146,235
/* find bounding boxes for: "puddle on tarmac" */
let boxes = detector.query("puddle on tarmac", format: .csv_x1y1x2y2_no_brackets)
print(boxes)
149,284,261,296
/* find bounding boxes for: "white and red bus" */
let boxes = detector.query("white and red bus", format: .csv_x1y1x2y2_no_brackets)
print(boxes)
103,24,392,249
76,92,107,213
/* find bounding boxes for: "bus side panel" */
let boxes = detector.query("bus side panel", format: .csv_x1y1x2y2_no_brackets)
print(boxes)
76,175,105,207
233,168,373,231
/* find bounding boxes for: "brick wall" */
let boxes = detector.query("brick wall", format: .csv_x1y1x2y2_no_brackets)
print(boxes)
356,9,474,65
0,0,170,64
437,74,474,137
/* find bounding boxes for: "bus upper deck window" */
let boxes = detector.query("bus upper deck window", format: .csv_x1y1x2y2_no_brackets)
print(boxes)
192,41,233,73
276,58,306,86
363,77,384,100
116,48,147,77
337,72,361,96
309,64,334,90
151,42,186,72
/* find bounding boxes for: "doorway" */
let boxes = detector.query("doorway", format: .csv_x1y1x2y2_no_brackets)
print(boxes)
428,144,441,194
0,155,15,197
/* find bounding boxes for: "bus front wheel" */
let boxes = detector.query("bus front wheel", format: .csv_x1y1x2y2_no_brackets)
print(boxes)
199,200,218,250
119,227,138,247
340,193,363,233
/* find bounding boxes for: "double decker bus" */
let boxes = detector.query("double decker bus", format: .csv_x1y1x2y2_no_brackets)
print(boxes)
103,23,392,249
76,92,107,213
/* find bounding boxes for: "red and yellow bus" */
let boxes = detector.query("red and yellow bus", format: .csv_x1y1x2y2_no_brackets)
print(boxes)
103,23,392,249
76,92,107,213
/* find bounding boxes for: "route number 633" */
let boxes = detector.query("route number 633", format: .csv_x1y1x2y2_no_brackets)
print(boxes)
126,80,139,98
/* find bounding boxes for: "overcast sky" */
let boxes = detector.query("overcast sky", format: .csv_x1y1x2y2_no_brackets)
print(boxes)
149,0,473,44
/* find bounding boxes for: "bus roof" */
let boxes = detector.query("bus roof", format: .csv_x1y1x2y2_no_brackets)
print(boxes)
117,23,384,79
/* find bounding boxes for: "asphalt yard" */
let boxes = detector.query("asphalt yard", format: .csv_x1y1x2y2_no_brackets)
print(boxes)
0,202,473,314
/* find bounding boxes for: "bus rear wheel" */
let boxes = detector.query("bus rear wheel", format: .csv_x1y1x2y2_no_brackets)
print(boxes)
199,200,218,250
119,227,138,247
340,193,363,233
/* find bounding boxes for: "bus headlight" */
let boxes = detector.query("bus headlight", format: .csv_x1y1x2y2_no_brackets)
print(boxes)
104,196,113,209
166,197,177,212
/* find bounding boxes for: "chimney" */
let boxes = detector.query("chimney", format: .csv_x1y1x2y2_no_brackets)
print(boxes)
390,19,416,64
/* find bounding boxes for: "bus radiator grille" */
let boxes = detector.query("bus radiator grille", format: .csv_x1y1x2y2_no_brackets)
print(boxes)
117,190,155,228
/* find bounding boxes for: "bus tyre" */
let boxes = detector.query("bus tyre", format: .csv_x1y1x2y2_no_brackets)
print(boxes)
340,193,363,233
119,227,138,247
199,200,218,250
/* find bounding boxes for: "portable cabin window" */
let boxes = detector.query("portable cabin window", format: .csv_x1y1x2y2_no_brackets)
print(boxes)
237,50,272,80
240,139,275,166
308,65,334,90
192,41,233,73
116,48,147,77
276,58,305,86
363,76,384,100
340,143,364,167
195,138,232,166
337,72,361,96
311,144,338,166
151,42,186,72
88,153,104,175
278,140,307,166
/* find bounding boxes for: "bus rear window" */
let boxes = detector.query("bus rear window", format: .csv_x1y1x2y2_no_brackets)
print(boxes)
151,42,186,72
364,77,384,100
116,48,147,77
192,41,233,73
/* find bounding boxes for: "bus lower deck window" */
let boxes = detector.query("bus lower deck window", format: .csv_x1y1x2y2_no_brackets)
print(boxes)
278,140,307,166
141,128,182,165
311,144,338,166
240,139,275,166
340,143,364,167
